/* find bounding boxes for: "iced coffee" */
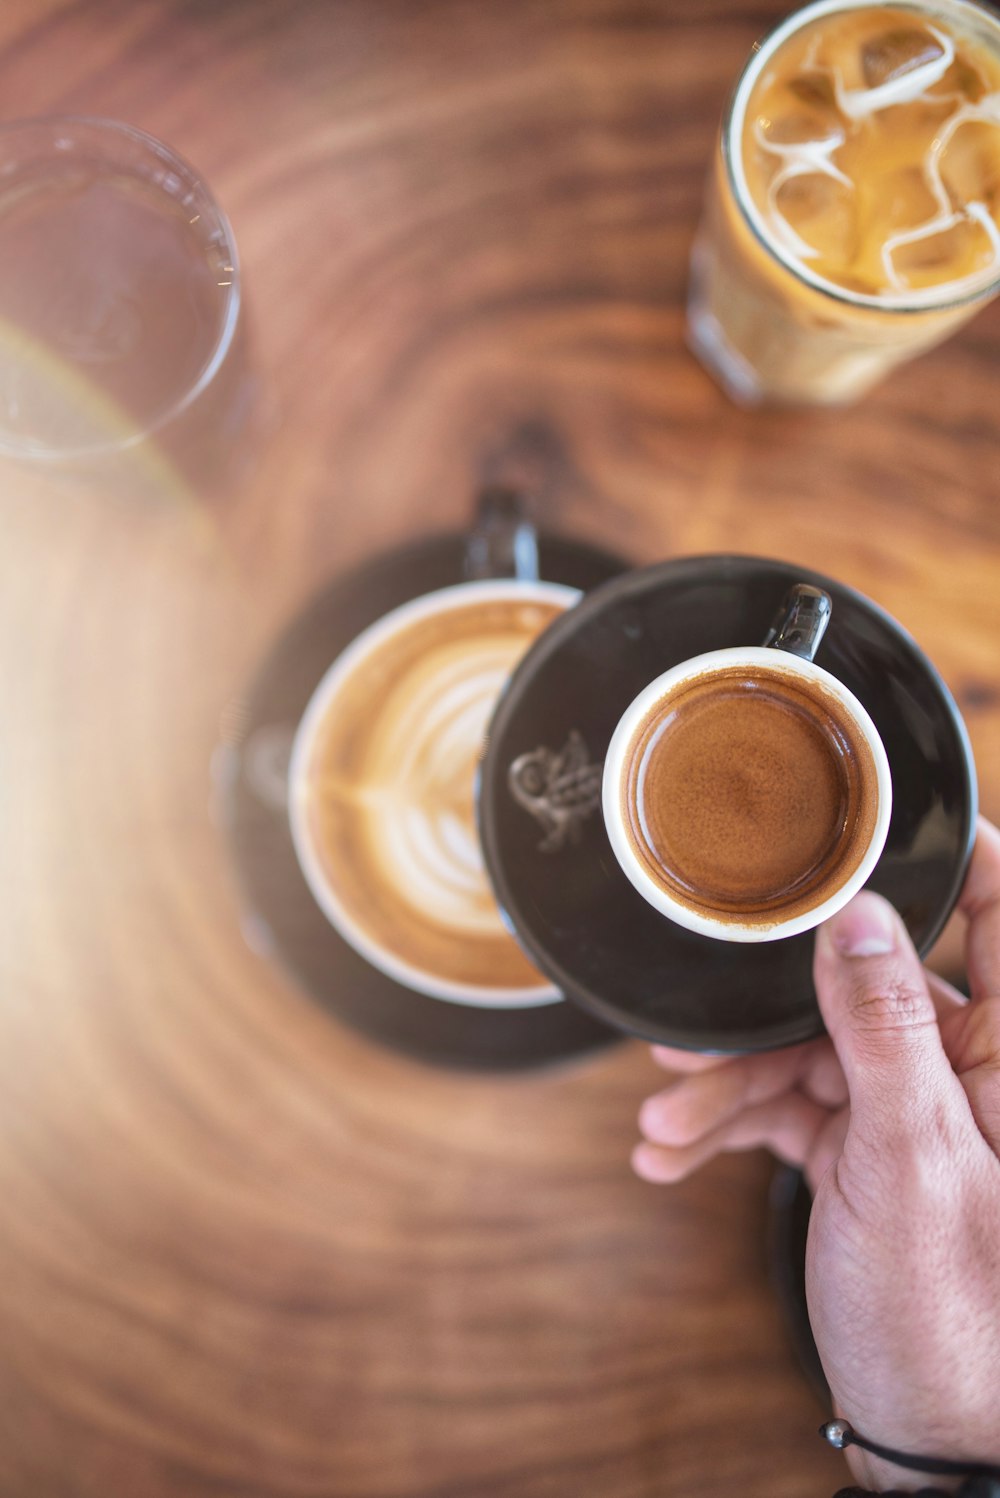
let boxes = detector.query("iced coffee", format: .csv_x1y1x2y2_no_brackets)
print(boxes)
688,0,1000,404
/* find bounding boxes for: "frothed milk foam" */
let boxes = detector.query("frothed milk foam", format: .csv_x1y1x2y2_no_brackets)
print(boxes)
297,590,566,998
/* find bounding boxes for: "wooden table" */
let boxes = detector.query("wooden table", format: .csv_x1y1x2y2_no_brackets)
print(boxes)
1,3,996,1494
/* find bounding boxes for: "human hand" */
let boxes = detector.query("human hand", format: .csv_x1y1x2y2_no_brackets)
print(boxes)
633,817,1000,1491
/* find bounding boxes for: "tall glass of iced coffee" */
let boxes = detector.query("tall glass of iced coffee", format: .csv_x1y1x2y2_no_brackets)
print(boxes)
688,0,1000,404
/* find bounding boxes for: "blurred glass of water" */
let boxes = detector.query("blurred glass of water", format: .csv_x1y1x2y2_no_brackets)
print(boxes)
0,116,252,492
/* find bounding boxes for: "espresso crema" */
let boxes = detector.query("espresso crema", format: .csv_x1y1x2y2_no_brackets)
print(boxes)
621,664,880,928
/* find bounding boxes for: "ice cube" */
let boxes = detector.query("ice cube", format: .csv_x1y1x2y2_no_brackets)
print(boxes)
875,166,940,237
775,172,859,267
833,23,955,118
862,27,945,89
940,120,1000,212
758,109,844,147
938,56,989,103
787,71,838,111
890,213,998,286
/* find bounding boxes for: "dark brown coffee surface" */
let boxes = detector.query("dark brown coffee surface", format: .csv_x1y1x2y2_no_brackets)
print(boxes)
623,665,879,926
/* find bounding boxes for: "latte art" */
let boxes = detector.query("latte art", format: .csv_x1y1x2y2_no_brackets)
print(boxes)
314,640,525,942
294,587,574,1002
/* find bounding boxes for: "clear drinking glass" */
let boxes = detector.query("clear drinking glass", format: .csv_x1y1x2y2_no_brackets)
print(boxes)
687,0,1000,406
0,116,250,484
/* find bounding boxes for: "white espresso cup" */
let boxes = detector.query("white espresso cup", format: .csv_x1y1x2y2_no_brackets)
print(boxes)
602,585,892,943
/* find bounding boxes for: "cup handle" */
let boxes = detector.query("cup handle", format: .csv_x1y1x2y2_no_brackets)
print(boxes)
464,486,540,582
762,583,832,662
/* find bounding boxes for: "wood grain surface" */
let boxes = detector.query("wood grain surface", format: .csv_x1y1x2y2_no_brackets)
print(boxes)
1,1,997,1495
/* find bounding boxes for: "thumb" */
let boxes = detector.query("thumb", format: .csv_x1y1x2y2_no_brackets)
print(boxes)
813,891,956,1134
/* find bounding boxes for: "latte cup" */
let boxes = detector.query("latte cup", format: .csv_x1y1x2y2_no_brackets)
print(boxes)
602,585,892,943
289,489,578,1007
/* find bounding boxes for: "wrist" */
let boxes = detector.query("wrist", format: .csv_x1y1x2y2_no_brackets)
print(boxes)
844,1446,962,1494
822,1421,1000,1496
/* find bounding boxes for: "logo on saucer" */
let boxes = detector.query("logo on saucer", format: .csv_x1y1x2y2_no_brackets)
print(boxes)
507,730,602,852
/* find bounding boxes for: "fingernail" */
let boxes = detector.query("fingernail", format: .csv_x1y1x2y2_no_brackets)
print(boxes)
825,892,897,958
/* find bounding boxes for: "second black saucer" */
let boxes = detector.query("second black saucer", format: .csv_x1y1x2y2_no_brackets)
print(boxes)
215,529,628,1071
479,555,977,1053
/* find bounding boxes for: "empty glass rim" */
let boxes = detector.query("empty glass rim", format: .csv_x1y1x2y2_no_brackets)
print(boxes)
723,0,1000,314
0,113,241,461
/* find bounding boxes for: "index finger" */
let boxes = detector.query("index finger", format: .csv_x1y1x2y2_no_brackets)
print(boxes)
958,816,1000,1006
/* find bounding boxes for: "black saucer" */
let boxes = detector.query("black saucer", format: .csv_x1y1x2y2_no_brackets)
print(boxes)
214,530,629,1071
479,555,977,1052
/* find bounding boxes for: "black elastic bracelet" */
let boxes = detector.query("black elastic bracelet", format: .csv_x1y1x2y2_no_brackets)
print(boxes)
833,1482,1000,1498
821,1421,1000,1482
